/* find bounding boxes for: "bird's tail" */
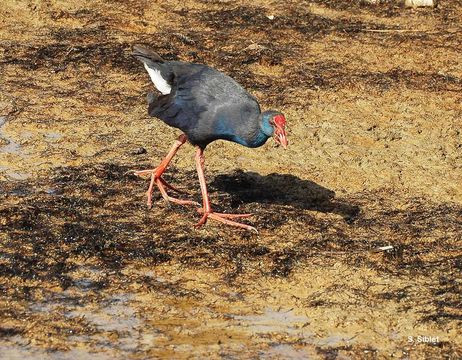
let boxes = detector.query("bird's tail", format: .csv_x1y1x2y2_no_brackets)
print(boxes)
133,44,172,95
132,45,165,63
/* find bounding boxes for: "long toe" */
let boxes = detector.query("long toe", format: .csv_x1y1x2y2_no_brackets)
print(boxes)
196,208,253,219
209,213,258,233
156,178,198,207
195,211,257,233
212,212,253,219
133,168,158,178
164,196,200,207
159,177,189,194
197,207,253,219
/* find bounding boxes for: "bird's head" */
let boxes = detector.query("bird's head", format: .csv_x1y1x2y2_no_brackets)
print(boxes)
261,111,288,149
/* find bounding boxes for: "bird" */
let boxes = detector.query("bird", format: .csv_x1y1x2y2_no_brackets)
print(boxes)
132,45,288,232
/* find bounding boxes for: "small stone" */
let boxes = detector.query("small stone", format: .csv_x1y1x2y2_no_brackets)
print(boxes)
404,0,435,7
130,147,147,155
244,43,268,52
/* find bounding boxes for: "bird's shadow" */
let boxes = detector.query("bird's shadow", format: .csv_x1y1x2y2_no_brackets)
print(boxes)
210,170,360,223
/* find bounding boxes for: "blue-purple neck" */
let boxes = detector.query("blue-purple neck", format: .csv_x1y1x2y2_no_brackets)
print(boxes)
237,112,275,148
243,130,270,148
213,111,277,148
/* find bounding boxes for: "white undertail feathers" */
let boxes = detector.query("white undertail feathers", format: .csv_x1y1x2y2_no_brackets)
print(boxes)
144,64,171,95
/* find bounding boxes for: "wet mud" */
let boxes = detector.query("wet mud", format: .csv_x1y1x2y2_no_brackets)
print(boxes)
1,0,461,358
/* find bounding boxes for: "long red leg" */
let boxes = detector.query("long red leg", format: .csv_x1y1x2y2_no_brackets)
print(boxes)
194,146,257,233
133,134,199,208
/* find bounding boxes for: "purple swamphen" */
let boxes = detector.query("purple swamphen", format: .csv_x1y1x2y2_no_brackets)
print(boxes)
132,45,288,232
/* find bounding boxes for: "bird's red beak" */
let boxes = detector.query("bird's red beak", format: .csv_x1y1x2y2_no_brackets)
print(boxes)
274,125,288,149
273,115,288,149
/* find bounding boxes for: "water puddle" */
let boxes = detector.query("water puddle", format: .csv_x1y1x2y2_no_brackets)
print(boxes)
0,115,31,180
233,308,312,335
65,293,163,354
233,308,359,353
0,116,22,155
0,165,30,181
69,265,106,292
44,132,63,142
261,344,318,359
45,187,63,195
0,167,30,180
24,286,153,357
0,344,116,360
66,294,139,334
0,138,21,155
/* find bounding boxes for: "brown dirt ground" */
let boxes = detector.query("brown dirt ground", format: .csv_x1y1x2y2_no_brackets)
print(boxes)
1,0,461,359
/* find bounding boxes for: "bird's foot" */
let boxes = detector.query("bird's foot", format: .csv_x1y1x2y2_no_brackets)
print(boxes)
133,168,199,208
195,209,257,233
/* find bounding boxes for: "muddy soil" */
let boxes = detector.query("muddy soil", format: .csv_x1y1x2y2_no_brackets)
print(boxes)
1,0,461,359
